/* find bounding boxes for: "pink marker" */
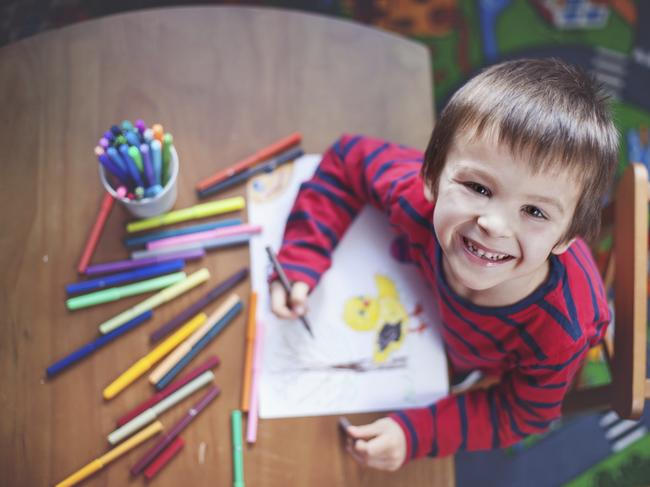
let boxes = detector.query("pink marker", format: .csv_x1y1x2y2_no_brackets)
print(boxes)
147,223,262,250
247,320,264,444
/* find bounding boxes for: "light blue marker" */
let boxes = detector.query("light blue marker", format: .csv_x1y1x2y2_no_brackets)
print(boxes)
151,139,163,186
121,120,134,132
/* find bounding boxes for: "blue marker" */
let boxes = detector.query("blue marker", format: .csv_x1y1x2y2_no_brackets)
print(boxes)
106,146,127,173
141,144,155,187
110,125,122,137
46,310,152,378
154,301,243,390
627,129,642,163
144,184,163,198
104,130,115,143
97,153,131,187
65,259,185,295
123,218,243,249
151,139,163,186
119,144,145,187
125,130,141,147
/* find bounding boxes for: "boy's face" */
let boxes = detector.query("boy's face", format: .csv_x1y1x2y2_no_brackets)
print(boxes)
426,132,581,306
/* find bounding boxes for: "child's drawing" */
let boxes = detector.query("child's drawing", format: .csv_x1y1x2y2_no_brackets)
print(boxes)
343,274,428,363
248,154,448,419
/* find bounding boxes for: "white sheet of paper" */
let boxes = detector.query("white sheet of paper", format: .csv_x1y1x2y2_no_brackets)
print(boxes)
248,154,448,418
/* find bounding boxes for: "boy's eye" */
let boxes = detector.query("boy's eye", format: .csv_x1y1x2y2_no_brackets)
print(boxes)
523,205,547,219
464,182,491,197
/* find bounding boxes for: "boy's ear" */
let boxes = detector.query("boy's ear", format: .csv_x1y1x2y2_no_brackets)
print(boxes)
423,184,435,202
551,238,576,255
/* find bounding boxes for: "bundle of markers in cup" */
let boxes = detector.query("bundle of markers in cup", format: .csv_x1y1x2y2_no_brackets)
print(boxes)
95,120,176,200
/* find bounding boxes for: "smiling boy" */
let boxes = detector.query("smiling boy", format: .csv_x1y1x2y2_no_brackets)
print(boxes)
270,58,618,470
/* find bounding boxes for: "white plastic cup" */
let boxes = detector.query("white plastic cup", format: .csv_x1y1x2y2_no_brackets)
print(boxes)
100,146,179,219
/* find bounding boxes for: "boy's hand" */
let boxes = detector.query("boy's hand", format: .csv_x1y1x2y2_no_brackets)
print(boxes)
344,418,407,472
270,280,310,319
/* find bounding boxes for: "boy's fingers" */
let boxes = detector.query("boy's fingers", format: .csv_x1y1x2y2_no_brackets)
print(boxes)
290,282,310,315
355,437,401,472
270,281,294,319
347,420,384,440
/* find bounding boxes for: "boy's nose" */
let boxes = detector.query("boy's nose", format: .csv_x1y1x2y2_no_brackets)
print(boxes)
477,213,513,238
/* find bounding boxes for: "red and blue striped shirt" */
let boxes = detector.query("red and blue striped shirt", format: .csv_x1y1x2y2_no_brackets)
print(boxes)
277,134,610,460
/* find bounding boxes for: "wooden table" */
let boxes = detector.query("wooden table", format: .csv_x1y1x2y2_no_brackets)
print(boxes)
0,6,453,486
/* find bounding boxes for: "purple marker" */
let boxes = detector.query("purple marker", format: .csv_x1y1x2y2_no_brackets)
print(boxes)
141,144,155,187
104,130,115,143
84,248,205,276
135,119,146,134
99,137,110,149
130,386,220,477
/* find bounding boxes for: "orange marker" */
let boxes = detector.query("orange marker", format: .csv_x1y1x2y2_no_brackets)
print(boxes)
152,123,164,142
196,132,302,191
241,292,257,412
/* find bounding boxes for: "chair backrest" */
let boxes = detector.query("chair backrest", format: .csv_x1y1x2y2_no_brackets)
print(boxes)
563,163,649,419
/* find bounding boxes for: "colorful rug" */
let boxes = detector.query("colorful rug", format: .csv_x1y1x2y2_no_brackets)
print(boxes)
456,344,650,486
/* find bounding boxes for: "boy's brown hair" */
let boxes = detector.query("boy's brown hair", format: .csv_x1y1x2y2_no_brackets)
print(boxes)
422,58,619,243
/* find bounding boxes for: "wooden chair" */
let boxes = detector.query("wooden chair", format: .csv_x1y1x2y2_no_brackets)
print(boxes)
562,162,650,420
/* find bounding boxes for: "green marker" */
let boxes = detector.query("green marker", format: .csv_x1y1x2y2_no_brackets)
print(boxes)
162,133,173,186
128,145,144,173
231,409,245,487
114,134,127,146
66,272,186,310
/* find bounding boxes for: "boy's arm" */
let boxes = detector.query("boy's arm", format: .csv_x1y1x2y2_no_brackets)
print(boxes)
277,134,424,289
389,342,589,459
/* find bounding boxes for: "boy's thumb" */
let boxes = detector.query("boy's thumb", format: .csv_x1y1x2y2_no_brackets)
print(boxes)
290,281,310,314
348,421,383,440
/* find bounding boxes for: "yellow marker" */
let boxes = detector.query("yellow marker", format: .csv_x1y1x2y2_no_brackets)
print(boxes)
99,268,210,334
55,421,162,487
126,197,245,233
148,294,241,384
103,313,208,400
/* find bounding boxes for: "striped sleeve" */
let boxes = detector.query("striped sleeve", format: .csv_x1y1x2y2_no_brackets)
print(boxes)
276,134,423,288
389,339,589,459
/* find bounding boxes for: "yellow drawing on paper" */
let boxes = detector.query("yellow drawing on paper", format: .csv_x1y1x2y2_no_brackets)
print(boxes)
343,274,425,363
248,163,295,204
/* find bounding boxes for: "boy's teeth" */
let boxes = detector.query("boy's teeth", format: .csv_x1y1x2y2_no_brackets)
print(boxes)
465,238,509,261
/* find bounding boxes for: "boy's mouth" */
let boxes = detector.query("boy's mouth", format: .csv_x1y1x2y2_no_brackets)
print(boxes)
462,236,514,263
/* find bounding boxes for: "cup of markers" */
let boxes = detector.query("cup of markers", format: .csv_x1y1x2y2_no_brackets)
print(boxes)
97,119,179,219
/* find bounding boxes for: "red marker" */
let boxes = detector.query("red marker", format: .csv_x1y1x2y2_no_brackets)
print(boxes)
77,189,125,274
143,436,184,481
196,132,301,191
